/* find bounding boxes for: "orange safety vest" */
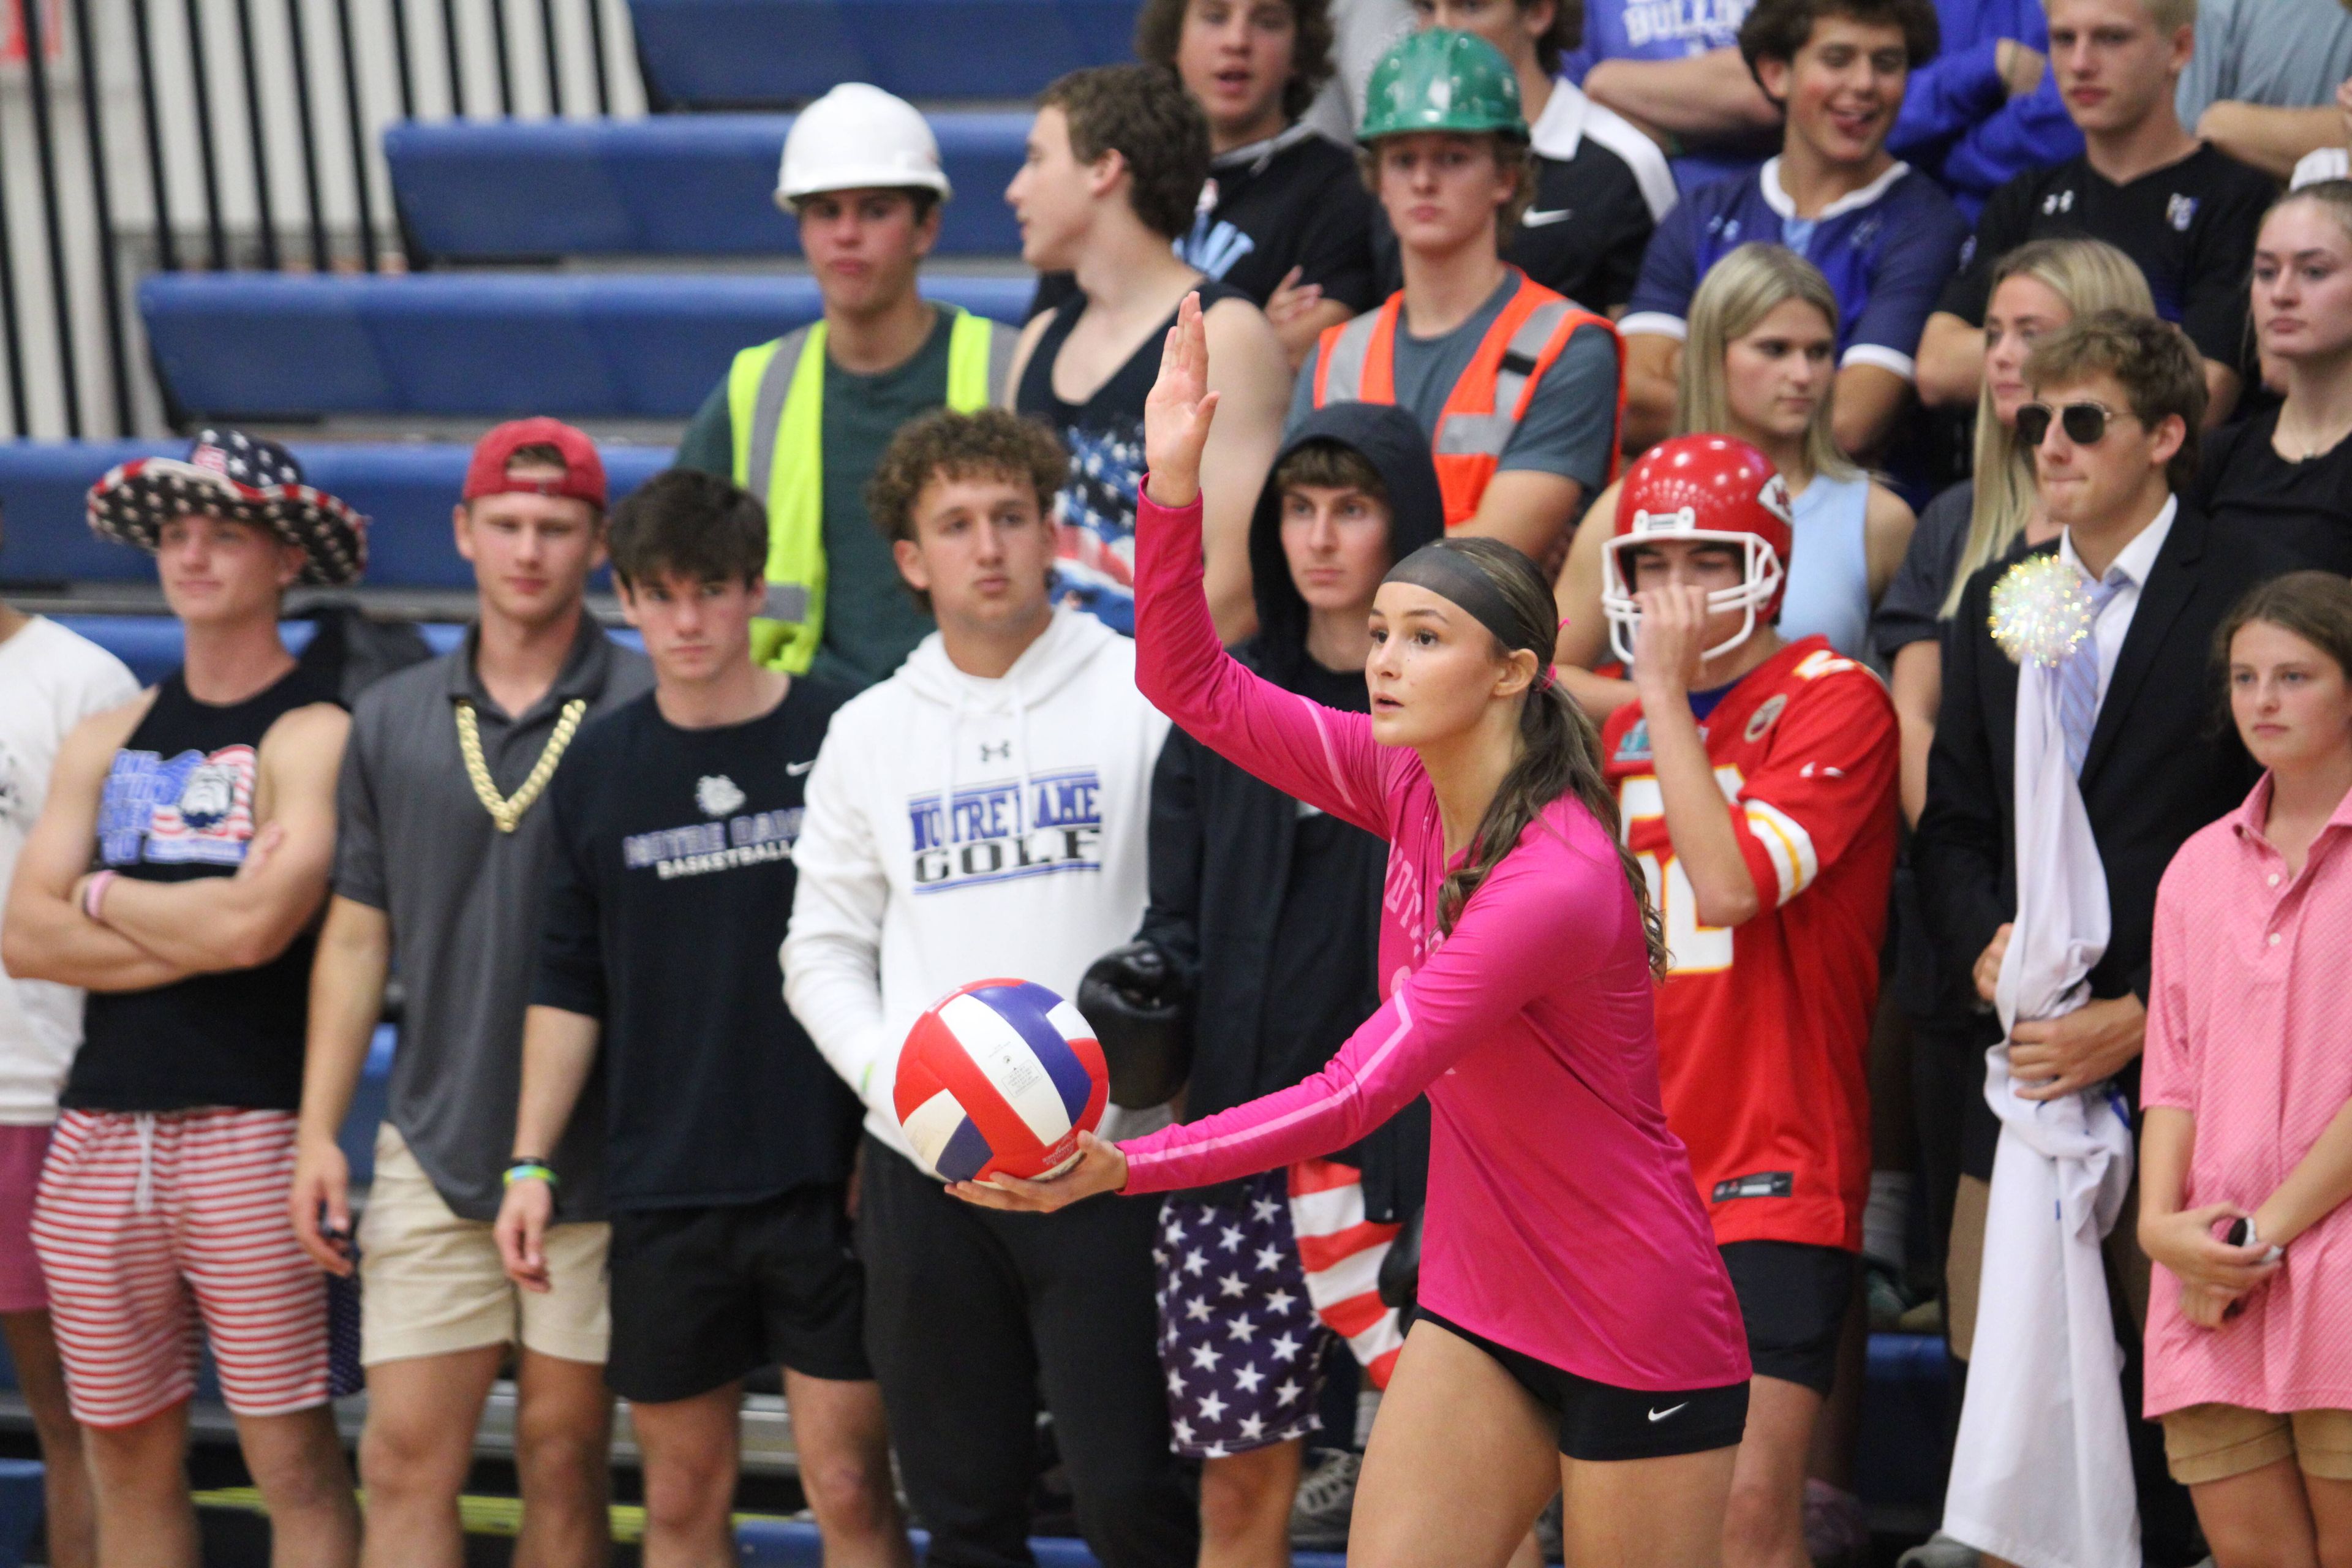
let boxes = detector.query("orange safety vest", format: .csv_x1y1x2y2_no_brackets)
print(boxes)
1311,270,1624,530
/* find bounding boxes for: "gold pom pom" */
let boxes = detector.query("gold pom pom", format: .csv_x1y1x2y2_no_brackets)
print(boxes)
1989,555,2097,668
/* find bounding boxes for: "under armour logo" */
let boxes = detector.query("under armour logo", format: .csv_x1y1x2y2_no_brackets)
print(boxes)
2042,189,2075,216
980,741,1011,763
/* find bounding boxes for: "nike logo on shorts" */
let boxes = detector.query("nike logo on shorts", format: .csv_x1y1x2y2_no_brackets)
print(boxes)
1647,1403,1688,1422
1521,208,1574,227
787,760,815,776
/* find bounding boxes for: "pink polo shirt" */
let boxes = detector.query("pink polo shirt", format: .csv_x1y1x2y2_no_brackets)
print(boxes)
2143,774,2352,1419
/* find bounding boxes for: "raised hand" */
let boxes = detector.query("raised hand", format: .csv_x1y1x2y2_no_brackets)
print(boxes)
1142,292,1220,510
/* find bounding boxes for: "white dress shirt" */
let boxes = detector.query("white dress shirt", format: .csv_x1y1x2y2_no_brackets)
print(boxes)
2056,493,2177,707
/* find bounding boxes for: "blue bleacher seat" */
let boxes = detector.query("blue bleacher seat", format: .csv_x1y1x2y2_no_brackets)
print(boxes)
0,1459,43,1568
0,442,671,587
628,0,1140,107
386,113,1030,259
1858,1332,1953,1512
140,273,1035,420
49,616,643,686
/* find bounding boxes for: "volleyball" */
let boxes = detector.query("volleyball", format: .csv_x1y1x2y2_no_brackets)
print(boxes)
894,979,1110,1186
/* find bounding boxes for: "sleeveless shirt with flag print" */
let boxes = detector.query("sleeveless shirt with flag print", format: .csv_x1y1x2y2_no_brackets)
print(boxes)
1600,636,1899,1251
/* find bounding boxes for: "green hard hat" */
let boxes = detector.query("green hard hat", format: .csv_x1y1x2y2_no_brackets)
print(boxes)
1359,29,1528,144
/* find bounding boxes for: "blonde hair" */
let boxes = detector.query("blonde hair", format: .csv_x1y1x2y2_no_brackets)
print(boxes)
1675,243,1858,488
1940,238,2156,618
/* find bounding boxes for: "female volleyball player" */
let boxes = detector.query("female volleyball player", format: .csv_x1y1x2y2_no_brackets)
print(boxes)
954,294,1752,1568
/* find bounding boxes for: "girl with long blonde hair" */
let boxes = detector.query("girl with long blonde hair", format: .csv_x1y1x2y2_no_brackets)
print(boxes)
1555,244,1915,718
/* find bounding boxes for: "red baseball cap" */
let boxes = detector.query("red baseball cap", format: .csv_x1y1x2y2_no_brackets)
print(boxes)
462,418,608,508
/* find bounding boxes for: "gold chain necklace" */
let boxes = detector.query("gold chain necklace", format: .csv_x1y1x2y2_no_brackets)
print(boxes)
455,698,587,833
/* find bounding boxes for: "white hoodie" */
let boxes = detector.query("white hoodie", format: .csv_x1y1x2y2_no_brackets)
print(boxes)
783,608,1174,1171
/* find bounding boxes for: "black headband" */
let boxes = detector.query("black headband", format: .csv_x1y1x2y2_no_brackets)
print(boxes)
1382,543,1539,654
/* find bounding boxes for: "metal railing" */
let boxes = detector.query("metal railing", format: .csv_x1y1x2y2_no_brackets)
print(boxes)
0,0,646,439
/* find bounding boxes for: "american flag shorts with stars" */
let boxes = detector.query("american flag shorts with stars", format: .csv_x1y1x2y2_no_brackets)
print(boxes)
1154,1168,1330,1459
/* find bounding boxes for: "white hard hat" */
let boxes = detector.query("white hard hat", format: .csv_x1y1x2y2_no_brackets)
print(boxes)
775,83,953,208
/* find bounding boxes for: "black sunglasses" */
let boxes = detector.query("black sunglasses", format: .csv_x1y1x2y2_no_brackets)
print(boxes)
2016,400,2120,448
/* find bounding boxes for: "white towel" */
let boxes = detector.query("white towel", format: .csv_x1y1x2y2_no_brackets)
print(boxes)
1942,653,2138,1568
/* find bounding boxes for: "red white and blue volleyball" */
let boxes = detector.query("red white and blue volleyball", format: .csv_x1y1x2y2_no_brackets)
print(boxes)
895,979,1109,1185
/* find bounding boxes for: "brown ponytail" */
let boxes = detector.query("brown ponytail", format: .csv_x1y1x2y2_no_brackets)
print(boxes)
1423,538,1668,978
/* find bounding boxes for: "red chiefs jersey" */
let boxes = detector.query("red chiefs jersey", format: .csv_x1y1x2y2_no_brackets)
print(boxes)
1600,636,1899,1251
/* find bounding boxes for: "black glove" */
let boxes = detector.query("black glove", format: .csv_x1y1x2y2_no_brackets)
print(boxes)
1377,1204,1424,1314
1077,941,1194,1109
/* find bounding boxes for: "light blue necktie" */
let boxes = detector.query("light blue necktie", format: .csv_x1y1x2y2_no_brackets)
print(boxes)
2057,570,2126,777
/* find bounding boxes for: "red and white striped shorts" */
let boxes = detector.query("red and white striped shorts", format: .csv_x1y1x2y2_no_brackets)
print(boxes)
32,1108,329,1428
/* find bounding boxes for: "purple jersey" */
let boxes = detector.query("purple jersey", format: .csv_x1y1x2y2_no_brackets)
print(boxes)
1621,159,1969,383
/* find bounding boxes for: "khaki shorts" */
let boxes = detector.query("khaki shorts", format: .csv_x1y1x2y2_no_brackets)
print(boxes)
356,1124,609,1368
2162,1403,2352,1485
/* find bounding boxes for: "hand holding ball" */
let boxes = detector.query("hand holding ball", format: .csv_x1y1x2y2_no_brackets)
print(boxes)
895,979,1109,1186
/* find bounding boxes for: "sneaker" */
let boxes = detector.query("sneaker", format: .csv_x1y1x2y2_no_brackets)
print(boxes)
1866,1261,1918,1332
1289,1448,1360,1549
1896,1531,1981,1568
1804,1479,1869,1567
1897,1294,1946,1335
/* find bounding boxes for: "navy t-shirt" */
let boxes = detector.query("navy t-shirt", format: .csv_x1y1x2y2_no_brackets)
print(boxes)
535,684,864,1210
1622,157,1970,383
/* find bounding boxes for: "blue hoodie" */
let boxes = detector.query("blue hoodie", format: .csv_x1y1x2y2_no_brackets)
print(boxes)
1887,0,2082,219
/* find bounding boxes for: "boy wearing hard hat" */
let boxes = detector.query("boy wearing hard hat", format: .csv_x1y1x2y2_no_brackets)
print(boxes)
676,83,1013,691
1295,29,1626,575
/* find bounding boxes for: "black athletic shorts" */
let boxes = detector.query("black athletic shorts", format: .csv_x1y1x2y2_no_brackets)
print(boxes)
607,1184,870,1404
1415,1309,1749,1461
1717,1240,1857,1396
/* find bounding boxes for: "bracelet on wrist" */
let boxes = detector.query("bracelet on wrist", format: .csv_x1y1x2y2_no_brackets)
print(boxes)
503,1160,557,1189
83,870,118,924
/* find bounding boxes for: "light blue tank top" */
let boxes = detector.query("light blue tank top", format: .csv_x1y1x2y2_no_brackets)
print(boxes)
1776,472,1874,664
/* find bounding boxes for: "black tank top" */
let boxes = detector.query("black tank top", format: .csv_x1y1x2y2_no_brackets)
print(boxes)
1015,279,1250,429
1015,281,1250,630
70,663,343,1114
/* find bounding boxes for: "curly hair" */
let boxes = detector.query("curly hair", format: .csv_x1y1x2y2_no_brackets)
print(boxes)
1134,0,1336,121
1039,64,1213,240
866,410,1068,614
1738,0,1939,81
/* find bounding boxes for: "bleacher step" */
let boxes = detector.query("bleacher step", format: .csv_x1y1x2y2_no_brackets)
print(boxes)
627,0,1140,107
140,273,1034,420
387,113,1029,260
0,442,670,587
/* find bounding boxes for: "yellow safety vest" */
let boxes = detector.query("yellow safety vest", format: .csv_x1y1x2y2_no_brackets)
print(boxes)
728,307,1011,673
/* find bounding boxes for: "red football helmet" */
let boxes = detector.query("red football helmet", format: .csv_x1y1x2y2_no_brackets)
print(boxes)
1601,435,1795,664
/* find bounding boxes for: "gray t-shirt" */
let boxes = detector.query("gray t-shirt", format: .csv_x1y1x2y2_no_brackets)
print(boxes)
1287,275,1622,492
1870,480,1975,663
333,620,652,1221
2176,0,2352,126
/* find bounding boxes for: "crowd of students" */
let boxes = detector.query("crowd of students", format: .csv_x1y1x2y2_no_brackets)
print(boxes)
3,0,2352,1564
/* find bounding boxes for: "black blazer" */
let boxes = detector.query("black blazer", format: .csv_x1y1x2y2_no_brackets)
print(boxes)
1913,503,2267,1039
